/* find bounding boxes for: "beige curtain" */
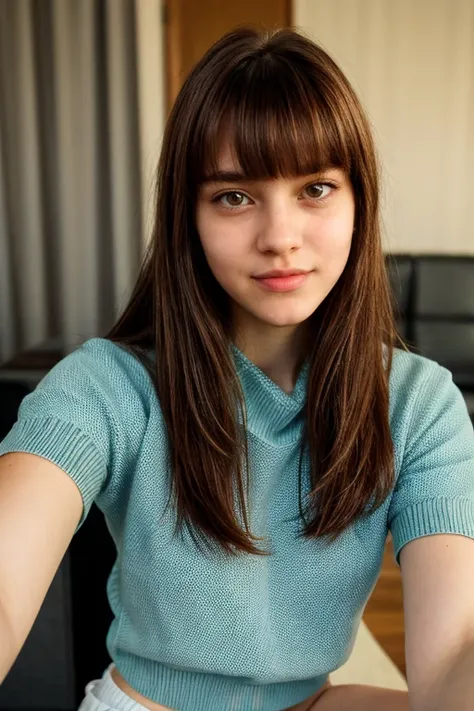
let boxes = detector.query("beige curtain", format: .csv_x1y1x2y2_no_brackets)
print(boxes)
0,0,165,365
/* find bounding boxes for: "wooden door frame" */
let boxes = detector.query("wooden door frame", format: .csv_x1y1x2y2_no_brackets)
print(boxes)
163,0,292,113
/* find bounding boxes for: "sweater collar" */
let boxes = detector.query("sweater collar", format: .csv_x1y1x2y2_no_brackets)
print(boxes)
230,344,308,445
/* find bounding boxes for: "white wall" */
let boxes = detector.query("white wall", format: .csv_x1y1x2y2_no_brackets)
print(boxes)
294,0,474,254
135,0,166,250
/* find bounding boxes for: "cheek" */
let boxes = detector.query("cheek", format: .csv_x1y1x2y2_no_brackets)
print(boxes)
310,214,353,262
197,215,245,275
201,235,242,277
306,221,353,292
327,238,353,280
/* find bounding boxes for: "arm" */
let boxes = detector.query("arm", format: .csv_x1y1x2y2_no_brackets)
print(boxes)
0,452,83,683
310,684,408,710
0,598,15,681
400,534,474,711
430,640,474,711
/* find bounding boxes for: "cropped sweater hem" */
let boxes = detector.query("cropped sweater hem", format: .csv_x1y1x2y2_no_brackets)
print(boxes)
112,654,329,711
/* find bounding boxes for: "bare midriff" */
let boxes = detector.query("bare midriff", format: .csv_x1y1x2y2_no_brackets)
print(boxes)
110,666,331,711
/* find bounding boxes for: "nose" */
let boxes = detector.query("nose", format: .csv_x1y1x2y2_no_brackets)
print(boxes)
255,203,303,255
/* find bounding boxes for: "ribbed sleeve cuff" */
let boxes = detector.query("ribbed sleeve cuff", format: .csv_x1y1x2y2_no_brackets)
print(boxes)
0,417,107,529
390,498,474,564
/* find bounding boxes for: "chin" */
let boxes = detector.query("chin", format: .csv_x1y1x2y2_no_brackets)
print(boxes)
252,305,319,328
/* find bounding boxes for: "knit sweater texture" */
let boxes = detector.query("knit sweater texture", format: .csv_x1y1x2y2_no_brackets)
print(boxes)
1,337,474,711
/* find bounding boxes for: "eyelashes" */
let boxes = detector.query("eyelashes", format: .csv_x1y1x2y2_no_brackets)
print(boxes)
211,181,338,211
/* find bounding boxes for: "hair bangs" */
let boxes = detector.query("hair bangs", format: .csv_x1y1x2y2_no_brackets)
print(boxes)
194,56,352,186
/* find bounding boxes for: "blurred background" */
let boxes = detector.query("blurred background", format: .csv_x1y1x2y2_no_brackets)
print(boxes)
0,1,473,709
1,0,473,367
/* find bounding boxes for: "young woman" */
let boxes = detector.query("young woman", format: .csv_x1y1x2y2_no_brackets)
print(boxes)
1,25,474,711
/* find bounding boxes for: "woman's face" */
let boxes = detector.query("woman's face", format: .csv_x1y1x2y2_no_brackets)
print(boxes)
195,142,355,337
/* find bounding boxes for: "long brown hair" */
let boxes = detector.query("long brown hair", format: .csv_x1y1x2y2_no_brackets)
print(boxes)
106,26,403,557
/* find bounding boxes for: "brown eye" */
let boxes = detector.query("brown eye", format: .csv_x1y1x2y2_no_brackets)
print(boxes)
305,184,326,199
215,191,250,209
225,192,244,206
303,182,337,202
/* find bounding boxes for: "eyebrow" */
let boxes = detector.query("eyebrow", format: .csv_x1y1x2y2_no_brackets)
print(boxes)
200,166,339,186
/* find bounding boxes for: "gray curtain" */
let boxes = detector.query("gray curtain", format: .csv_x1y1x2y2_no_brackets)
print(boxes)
0,0,164,364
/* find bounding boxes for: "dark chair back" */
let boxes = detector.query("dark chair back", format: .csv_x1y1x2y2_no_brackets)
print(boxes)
413,256,474,390
385,254,414,341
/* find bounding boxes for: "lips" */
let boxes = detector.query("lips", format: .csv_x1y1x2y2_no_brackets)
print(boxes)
254,268,309,278
254,272,310,293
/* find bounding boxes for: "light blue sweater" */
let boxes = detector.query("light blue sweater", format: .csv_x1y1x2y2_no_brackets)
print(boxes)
1,338,474,711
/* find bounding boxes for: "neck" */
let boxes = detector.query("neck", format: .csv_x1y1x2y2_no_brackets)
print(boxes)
232,323,307,395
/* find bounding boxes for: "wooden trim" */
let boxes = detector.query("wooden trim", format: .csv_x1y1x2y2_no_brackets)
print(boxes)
163,0,182,114
164,0,293,112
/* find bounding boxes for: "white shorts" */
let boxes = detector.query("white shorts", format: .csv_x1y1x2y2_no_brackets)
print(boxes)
77,663,159,711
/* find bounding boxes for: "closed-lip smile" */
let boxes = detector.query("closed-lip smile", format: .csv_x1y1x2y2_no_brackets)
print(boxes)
254,268,310,279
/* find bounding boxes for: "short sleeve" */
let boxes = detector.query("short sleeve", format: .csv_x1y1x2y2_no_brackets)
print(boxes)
388,363,474,564
0,341,119,530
